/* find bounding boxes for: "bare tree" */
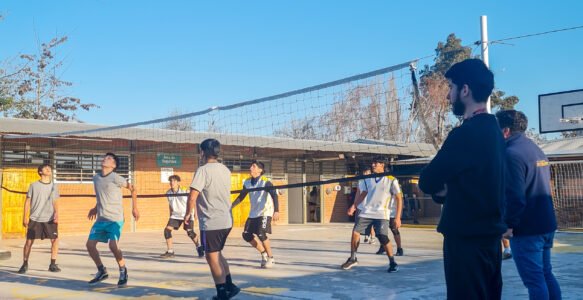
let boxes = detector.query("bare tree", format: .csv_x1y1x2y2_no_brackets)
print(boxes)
3,36,98,121
274,116,319,139
319,85,366,142
161,109,193,131
384,75,402,141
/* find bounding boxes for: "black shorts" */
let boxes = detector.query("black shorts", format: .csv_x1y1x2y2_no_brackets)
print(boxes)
27,220,58,240
201,228,231,253
166,218,194,231
244,216,272,236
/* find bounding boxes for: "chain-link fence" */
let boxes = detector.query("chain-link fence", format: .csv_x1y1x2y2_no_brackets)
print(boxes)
551,161,583,230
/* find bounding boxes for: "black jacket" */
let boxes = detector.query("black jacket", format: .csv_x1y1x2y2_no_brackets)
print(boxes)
419,114,507,237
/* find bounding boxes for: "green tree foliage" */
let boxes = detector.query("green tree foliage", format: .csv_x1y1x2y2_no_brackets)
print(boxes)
417,33,521,148
416,33,472,148
490,90,519,111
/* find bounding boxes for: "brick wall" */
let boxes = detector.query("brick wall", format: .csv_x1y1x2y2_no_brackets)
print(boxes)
133,153,198,232
272,179,288,225
322,182,351,223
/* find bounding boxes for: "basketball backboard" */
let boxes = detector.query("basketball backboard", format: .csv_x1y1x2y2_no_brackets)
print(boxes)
539,89,583,133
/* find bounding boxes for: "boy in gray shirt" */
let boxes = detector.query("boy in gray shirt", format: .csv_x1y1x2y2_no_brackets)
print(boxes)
86,153,139,287
185,139,239,300
18,164,60,274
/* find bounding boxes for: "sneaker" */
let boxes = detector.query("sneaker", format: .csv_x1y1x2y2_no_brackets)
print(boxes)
363,235,369,243
229,284,241,298
260,255,268,268
89,268,109,284
387,261,399,273
263,257,275,269
213,284,239,300
341,257,358,270
17,264,28,274
160,251,175,258
503,252,513,260
196,246,205,258
396,248,404,256
118,268,128,287
48,264,61,272
375,246,386,255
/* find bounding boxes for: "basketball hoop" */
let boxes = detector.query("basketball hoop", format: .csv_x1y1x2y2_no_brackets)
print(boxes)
560,117,583,124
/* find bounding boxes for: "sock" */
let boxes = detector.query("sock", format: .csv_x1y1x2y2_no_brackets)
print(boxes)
389,256,395,264
168,249,174,253
51,259,56,265
119,266,127,272
261,251,268,259
216,283,228,298
350,251,356,261
97,264,105,272
504,248,512,254
226,274,233,287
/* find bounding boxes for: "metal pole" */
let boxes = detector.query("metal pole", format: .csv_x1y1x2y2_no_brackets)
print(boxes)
480,15,491,112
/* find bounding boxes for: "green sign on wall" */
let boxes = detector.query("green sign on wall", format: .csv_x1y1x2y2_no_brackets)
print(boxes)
156,153,182,167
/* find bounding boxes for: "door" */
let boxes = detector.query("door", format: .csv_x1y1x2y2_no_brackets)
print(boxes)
287,173,304,224
305,174,321,223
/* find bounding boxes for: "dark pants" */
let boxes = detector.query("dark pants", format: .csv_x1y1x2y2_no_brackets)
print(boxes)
443,235,502,300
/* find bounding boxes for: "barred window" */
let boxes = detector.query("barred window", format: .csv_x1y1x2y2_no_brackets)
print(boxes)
223,159,259,172
1,149,50,167
55,153,131,183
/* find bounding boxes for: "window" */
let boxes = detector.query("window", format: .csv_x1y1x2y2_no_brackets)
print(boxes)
54,153,131,183
223,159,256,172
1,149,50,167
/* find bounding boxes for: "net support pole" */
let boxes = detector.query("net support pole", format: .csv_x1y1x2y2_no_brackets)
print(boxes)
480,15,491,113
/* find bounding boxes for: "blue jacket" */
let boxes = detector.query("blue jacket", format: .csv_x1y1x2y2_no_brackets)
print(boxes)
505,133,557,236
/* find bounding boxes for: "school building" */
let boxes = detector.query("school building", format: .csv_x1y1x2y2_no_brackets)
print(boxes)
0,118,436,239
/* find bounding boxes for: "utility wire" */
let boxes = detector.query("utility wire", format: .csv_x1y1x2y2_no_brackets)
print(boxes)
475,24,583,45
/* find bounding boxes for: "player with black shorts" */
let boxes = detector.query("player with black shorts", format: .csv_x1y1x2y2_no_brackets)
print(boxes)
232,160,279,268
185,139,239,300
18,164,60,274
160,175,204,258
343,156,401,273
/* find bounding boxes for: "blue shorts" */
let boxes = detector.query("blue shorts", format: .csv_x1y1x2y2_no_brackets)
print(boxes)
89,221,124,243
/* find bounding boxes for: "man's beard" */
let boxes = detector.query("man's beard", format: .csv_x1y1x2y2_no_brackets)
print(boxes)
451,94,465,117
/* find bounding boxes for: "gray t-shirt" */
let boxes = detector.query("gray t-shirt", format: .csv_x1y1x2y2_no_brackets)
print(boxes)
27,181,59,222
190,162,233,231
93,172,127,222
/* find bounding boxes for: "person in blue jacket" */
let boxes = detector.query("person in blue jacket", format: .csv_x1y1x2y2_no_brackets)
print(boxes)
496,109,561,300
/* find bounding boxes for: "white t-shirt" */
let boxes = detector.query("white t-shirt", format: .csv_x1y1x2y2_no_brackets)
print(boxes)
358,175,401,220
357,179,367,210
243,176,275,218
389,195,397,218
189,162,233,231
166,187,193,220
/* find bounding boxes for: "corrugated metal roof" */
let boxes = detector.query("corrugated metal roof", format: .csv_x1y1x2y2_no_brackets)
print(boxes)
540,137,583,157
0,118,436,157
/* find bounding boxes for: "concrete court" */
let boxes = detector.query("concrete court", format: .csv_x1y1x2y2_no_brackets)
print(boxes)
0,224,581,299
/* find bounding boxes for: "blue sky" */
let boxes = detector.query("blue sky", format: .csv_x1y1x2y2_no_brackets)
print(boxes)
2,1,582,135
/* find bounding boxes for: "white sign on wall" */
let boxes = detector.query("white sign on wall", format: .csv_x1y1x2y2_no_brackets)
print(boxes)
161,168,174,183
